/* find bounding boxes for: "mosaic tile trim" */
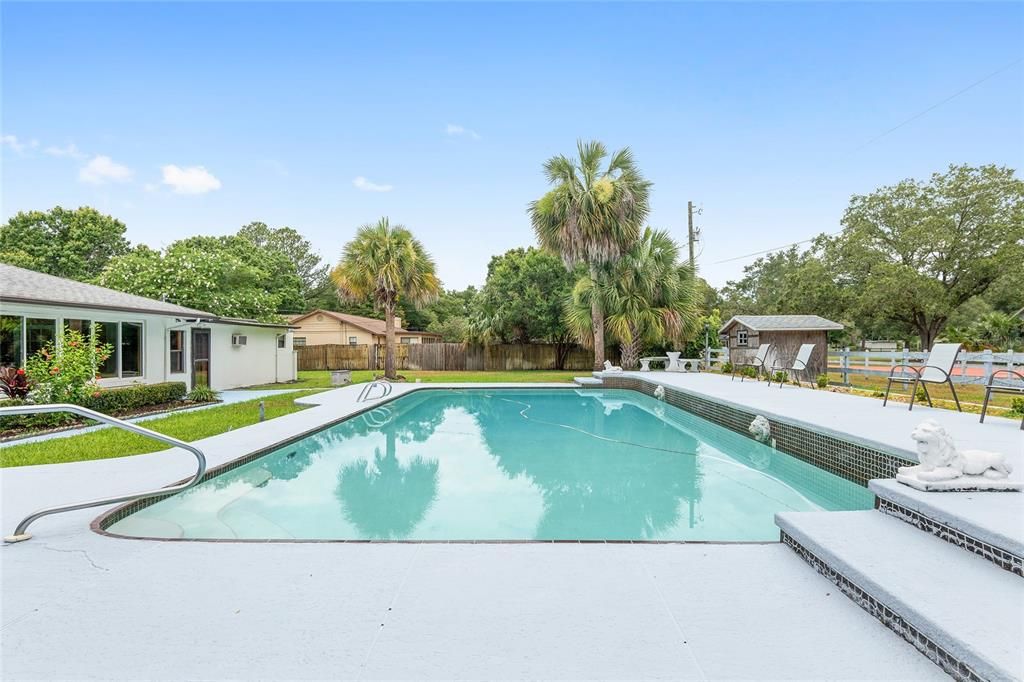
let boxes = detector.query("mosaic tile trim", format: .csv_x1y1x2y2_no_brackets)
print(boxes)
781,531,984,682
876,498,1023,577
595,376,913,487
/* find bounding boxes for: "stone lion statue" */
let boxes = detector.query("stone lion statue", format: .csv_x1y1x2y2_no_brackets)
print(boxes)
748,415,771,443
899,419,1013,482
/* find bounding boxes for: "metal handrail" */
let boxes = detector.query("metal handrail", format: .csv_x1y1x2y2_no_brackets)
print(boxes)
356,381,393,403
2,403,207,543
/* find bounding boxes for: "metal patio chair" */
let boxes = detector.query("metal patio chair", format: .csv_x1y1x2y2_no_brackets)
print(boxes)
767,343,816,389
731,343,772,382
979,369,1024,430
883,343,962,412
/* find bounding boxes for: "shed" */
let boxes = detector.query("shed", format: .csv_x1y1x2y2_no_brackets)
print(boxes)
718,315,843,376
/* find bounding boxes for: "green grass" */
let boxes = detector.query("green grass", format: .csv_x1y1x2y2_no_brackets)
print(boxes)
0,390,322,468
826,371,1019,413
247,369,580,389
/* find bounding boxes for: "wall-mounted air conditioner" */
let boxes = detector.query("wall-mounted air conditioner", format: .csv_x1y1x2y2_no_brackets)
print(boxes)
231,334,248,346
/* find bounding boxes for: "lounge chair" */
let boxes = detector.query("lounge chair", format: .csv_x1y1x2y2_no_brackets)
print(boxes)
731,344,771,382
980,369,1024,430
883,343,962,412
767,343,815,388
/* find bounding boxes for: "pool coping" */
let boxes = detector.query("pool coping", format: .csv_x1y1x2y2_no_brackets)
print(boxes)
91,381,896,544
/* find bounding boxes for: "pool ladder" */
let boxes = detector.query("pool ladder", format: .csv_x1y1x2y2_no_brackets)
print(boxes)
1,403,207,543
356,380,393,403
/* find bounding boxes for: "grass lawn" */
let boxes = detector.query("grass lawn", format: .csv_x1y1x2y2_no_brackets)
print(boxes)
827,371,1020,414
247,369,580,389
0,390,322,468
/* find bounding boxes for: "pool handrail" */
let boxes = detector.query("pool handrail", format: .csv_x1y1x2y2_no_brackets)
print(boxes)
357,380,393,403
1,403,207,543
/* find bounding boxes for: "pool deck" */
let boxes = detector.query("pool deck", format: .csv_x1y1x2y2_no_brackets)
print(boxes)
4,377,1019,679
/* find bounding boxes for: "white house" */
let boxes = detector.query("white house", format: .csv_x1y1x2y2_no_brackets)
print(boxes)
0,263,297,391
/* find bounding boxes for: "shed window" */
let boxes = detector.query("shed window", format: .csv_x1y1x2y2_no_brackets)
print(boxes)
737,329,748,347
169,330,185,373
277,335,286,349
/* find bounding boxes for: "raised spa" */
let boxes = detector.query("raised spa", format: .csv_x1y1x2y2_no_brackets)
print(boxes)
106,388,874,541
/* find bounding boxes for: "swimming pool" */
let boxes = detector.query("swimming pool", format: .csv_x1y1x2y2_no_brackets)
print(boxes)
106,388,874,542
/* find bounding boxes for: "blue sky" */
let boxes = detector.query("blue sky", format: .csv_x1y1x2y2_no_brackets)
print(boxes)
3,2,1022,290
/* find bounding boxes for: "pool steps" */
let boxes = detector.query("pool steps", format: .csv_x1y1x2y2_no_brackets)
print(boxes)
776,504,1023,682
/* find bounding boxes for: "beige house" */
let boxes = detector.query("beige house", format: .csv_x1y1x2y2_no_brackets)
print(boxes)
719,315,843,376
287,309,441,347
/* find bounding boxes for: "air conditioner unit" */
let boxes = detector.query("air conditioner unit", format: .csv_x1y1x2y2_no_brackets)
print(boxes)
231,334,248,346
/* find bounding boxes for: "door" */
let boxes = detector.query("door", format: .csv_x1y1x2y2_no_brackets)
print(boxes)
191,328,211,388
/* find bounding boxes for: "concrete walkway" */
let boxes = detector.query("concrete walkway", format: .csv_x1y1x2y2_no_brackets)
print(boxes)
0,382,953,679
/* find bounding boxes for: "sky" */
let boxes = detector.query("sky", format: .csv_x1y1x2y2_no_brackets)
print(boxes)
2,2,1022,290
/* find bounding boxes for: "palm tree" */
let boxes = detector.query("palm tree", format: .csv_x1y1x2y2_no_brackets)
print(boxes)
565,228,700,369
528,140,651,370
332,218,440,379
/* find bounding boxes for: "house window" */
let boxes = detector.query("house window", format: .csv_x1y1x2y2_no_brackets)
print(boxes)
294,337,306,347
120,322,143,377
400,337,413,344
277,335,286,349
0,315,23,367
95,322,118,378
348,336,358,345
25,318,57,357
169,330,185,373
737,329,748,347
66,319,92,338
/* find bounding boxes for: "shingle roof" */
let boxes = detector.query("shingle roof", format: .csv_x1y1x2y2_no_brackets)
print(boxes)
290,309,440,336
719,315,844,334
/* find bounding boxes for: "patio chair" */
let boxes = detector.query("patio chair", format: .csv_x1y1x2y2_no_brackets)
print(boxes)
731,344,772,383
979,369,1024,430
767,343,816,389
883,343,962,412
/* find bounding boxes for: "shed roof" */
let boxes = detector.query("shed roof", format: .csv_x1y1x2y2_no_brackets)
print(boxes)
719,315,844,334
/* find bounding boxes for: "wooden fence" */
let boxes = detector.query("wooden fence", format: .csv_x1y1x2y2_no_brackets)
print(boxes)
297,343,596,372
828,348,1020,385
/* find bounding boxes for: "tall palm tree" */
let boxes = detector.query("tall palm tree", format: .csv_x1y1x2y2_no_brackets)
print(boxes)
332,218,440,379
528,140,651,369
565,228,700,369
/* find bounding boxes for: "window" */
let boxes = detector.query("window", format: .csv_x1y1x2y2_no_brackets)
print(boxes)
0,316,22,367
737,329,748,347
66,319,92,338
348,336,358,345
294,337,306,347
169,330,185,373
400,337,413,344
26,318,57,357
121,323,143,377
95,322,118,378
277,335,286,349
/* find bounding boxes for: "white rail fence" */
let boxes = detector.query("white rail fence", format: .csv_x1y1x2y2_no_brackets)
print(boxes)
828,348,1019,386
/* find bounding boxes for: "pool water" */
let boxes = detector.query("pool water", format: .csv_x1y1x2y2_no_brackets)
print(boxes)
108,389,874,542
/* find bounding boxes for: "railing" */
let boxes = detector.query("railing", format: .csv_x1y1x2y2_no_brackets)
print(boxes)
828,348,1018,386
1,404,207,543
356,380,393,403
703,347,729,369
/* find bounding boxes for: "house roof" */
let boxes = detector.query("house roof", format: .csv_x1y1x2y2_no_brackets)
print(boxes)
289,309,440,336
0,263,289,328
719,314,844,334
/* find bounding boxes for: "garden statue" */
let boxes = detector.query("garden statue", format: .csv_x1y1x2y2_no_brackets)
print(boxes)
896,419,1020,491
602,360,623,373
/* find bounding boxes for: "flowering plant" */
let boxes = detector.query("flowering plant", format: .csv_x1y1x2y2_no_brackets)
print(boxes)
25,327,113,405
0,367,31,398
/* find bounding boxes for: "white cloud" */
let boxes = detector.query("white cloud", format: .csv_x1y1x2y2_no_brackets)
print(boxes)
44,143,86,160
161,164,222,194
143,182,160,192
353,176,393,192
79,155,134,184
445,123,481,140
1,134,29,154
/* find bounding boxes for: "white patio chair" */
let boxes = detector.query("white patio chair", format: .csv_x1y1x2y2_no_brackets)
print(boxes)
767,343,815,388
979,369,1024,430
731,344,771,382
883,343,962,412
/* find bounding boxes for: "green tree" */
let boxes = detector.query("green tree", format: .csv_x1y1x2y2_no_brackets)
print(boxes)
236,222,329,308
565,228,700,369
0,206,130,280
331,218,440,379
826,164,1024,348
529,140,651,370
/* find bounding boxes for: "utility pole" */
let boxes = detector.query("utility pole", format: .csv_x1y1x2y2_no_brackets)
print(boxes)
687,201,696,269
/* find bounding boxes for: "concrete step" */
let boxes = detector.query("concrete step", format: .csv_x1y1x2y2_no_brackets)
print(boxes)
870,479,1024,576
776,510,1024,682
573,376,603,387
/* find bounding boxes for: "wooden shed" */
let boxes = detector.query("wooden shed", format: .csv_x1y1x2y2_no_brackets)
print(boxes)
718,315,843,376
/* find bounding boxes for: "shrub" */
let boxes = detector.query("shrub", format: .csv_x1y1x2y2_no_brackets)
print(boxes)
772,371,788,384
187,383,219,403
1010,397,1024,416
0,398,77,432
742,366,757,379
25,327,112,405
82,382,188,414
816,374,829,389
720,361,733,374
0,367,31,398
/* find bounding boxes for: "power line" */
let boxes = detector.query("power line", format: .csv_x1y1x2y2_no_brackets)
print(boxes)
713,232,840,265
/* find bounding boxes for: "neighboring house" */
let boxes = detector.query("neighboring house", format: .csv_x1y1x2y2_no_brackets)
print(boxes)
0,263,296,391
719,315,843,376
287,309,441,347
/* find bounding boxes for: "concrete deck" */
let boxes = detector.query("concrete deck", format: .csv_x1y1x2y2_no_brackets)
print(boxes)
0,380,975,679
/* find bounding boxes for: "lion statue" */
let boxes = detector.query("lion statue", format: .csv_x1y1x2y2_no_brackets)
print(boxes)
899,419,1013,482
749,415,772,444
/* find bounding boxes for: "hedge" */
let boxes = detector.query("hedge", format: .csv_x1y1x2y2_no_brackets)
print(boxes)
0,382,189,433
